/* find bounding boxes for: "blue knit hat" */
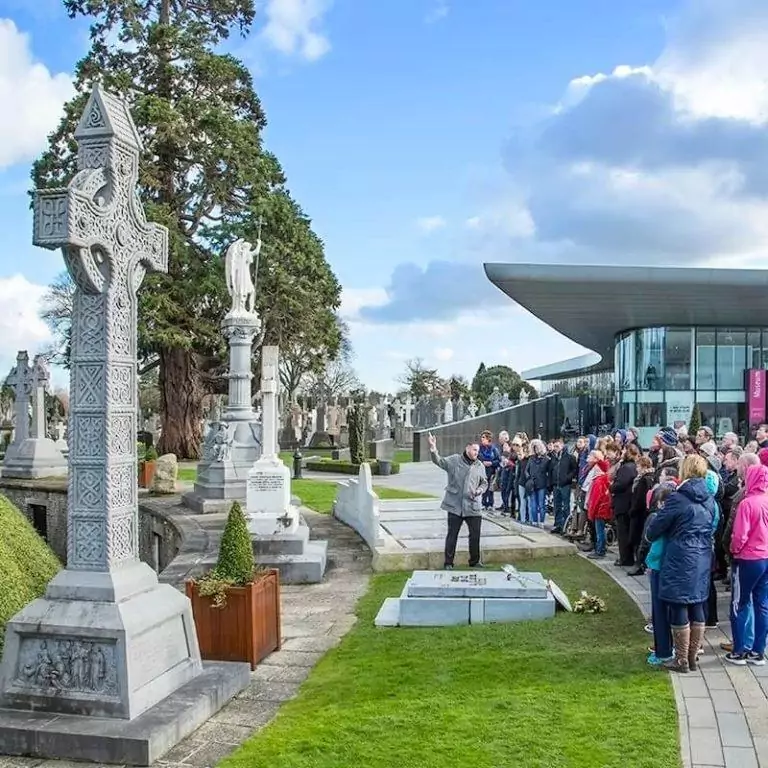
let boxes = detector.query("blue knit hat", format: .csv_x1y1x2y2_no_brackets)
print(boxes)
658,427,678,447
614,428,628,444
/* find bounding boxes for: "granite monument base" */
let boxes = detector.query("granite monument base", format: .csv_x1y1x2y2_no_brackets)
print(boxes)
0,562,202,720
374,569,556,627
0,660,250,766
183,418,263,513
0,437,67,479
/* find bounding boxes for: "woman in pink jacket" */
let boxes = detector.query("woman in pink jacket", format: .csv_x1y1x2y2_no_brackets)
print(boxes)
727,464,768,666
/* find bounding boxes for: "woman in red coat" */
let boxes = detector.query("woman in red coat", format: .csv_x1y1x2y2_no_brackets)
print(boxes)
587,454,613,559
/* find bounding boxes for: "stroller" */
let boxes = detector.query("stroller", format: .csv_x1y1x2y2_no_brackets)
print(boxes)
563,493,616,547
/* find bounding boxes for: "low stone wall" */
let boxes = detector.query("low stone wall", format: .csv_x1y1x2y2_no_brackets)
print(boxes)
412,394,562,460
332,463,384,550
0,478,182,574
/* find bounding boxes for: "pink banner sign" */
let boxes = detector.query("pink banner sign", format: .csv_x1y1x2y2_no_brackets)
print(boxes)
748,369,767,426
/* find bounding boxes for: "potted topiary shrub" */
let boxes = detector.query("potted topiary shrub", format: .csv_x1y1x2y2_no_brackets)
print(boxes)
138,445,158,489
185,501,281,669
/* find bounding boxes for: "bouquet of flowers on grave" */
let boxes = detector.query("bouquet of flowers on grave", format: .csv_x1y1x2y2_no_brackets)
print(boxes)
573,590,606,614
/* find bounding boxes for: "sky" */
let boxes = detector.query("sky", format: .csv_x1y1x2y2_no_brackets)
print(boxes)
2,0,768,393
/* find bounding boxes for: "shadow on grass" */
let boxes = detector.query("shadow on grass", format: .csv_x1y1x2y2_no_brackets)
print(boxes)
220,556,680,768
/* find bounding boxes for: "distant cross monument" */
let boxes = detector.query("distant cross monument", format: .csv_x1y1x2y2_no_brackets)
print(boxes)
0,86,202,722
1,352,66,478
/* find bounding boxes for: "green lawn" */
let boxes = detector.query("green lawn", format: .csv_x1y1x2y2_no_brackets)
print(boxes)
176,465,431,515
220,556,679,768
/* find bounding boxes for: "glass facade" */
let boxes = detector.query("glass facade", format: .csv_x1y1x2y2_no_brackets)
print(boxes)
539,371,615,437
615,326,768,445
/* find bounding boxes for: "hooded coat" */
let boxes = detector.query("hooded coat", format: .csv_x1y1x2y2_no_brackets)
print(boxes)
646,477,717,605
587,459,613,521
731,464,768,561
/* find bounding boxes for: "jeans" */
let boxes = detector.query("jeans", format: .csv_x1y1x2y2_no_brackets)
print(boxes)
500,468,515,511
444,513,482,567
649,569,672,658
667,601,706,626
553,485,571,530
731,558,768,654
528,488,546,524
518,486,528,523
594,519,606,555
482,471,495,509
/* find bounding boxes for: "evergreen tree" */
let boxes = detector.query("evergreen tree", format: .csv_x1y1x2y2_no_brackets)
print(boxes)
215,502,254,585
34,0,342,458
688,403,702,437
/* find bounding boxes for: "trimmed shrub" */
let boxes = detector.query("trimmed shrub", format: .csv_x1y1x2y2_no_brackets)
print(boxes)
0,494,61,653
305,459,400,476
348,404,366,465
214,501,255,585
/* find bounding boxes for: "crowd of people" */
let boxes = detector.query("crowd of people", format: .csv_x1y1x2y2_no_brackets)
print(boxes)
427,423,768,673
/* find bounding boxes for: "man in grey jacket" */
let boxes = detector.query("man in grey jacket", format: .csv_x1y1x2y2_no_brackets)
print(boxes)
428,433,488,569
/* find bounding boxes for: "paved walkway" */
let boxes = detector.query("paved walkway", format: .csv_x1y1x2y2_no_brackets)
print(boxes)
588,555,768,768
2,510,371,768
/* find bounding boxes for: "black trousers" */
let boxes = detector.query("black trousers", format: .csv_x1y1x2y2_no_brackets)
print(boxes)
628,513,646,565
615,514,634,565
706,571,719,625
444,513,482,567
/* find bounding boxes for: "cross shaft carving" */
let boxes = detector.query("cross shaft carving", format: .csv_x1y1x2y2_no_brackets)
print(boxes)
32,86,169,572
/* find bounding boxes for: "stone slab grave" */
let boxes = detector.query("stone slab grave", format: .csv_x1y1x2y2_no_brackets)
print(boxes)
0,85,250,767
372,499,576,571
245,346,327,584
375,568,556,627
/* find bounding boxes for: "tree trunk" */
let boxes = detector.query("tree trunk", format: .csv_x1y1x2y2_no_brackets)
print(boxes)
158,346,203,459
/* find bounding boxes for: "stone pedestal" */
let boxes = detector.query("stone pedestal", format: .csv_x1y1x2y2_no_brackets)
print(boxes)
183,312,262,513
1,437,67,479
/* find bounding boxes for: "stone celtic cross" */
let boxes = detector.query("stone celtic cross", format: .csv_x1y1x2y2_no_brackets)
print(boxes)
33,85,168,571
30,354,51,440
6,351,32,447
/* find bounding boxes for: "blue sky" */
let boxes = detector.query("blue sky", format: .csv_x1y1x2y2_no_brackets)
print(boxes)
2,0,768,393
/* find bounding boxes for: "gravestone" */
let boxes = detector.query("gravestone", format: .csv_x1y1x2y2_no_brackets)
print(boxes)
246,347,327,583
1,351,32,465
183,236,264,512
444,399,454,423
489,386,503,412
1,352,67,478
0,85,248,763
375,569,556,627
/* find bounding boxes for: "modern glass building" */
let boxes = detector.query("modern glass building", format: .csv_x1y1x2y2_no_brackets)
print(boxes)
484,264,768,445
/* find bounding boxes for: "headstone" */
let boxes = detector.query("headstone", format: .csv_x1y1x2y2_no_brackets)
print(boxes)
467,397,478,419
183,234,265,512
1,353,67,478
444,399,454,423
54,420,68,456
519,389,529,404
500,392,512,409
150,453,178,494
375,570,556,627
489,387,503,412
2,351,32,462
375,399,390,440
455,398,465,421
403,395,414,428
478,403,487,416
0,86,207,738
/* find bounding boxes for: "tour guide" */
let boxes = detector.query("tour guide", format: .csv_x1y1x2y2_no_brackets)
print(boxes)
427,433,488,569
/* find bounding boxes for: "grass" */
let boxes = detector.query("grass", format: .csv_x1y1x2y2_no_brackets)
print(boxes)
176,463,432,515
291,479,431,515
220,556,680,768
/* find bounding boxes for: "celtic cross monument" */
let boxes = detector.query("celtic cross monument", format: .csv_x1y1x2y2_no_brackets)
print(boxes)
0,86,203,722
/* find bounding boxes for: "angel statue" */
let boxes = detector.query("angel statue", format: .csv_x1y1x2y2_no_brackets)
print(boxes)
225,233,261,315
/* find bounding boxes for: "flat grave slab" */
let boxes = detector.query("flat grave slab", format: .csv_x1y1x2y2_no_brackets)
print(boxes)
407,569,549,599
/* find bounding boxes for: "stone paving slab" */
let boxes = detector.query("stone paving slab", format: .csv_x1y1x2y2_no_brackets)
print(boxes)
585,552,768,768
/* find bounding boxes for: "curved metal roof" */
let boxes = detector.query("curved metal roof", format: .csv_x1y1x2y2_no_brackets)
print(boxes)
484,263,768,376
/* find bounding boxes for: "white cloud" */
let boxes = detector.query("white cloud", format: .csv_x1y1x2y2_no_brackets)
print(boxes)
425,1,449,24
0,19,73,170
339,286,388,319
0,274,52,375
261,0,332,62
416,215,447,233
433,347,454,362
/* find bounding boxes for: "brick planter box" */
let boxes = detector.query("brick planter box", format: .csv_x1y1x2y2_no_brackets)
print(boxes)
186,569,282,670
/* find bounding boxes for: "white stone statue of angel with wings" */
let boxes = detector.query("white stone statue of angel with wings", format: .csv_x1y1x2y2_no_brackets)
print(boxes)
225,223,263,315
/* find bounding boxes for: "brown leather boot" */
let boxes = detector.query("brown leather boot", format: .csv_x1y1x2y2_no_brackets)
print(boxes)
688,622,706,671
663,625,691,673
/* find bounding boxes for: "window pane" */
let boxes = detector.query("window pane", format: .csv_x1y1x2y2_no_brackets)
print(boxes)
635,328,664,390
699,401,717,430
716,329,746,390
617,332,634,391
635,402,665,428
748,329,761,370
716,402,746,438
696,330,716,390
665,328,692,390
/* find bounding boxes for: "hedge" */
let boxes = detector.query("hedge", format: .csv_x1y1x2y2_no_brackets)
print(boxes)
305,459,401,476
0,494,62,653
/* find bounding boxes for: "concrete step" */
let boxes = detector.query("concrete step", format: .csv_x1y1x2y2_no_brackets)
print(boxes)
256,540,328,585
251,522,310,556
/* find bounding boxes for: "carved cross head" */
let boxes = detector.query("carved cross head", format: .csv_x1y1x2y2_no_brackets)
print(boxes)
32,84,169,295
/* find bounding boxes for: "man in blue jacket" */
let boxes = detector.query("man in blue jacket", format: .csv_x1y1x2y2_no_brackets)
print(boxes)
478,430,501,511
